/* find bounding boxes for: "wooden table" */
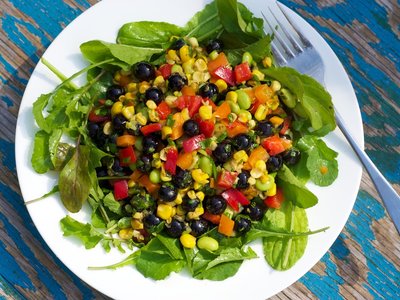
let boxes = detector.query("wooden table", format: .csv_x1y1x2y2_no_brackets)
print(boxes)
1,0,399,299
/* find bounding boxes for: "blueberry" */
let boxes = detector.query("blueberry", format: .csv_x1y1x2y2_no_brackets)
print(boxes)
245,204,265,221
143,213,161,229
170,38,186,50
233,134,252,151
213,141,233,164
236,170,250,189
205,39,224,54
112,114,127,132
165,219,185,238
266,155,283,172
234,217,251,235
181,195,200,212
198,83,218,100
168,73,188,91
190,219,209,237
145,87,164,105
255,121,274,137
172,168,193,189
203,195,227,215
87,122,99,139
134,62,155,82
106,84,125,101
283,149,301,165
158,184,177,202
142,134,160,153
183,120,200,137
136,154,152,173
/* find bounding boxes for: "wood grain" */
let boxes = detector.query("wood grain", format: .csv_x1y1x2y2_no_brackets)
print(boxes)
0,0,399,299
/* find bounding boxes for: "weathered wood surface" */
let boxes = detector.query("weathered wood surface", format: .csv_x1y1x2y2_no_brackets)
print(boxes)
0,0,399,299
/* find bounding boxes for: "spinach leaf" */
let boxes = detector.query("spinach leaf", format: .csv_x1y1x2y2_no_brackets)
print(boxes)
31,130,53,173
60,215,103,249
59,145,91,213
262,67,336,135
183,1,222,42
117,21,182,48
226,35,272,66
297,135,338,186
277,164,318,208
261,200,309,270
80,40,163,68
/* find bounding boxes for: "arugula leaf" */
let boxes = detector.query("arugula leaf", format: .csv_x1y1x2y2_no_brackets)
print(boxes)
31,130,53,173
226,35,272,65
117,21,182,47
60,215,103,249
277,165,318,208
262,67,336,135
80,40,163,68
59,145,91,213
102,192,122,215
261,200,309,270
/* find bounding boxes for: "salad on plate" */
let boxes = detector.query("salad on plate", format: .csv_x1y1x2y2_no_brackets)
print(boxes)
30,0,338,281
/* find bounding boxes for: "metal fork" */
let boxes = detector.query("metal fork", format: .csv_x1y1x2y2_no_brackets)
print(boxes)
262,3,400,234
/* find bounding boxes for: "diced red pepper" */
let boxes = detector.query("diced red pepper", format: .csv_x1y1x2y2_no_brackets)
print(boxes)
164,147,178,175
225,120,248,137
140,123,162,136
88,109,110,123
119,145,137,166
213,66,236,86
221,188,250,212
279,117,292,135
264,188,284,209
249,99,262,115
158,63,173,79
234,62,252,84
114,180,129,200
156,101,171,120
198,119,215,138
216,171,238,189
176,95,203,117
182,134,205,153
202,212,221,224
262,135,286,156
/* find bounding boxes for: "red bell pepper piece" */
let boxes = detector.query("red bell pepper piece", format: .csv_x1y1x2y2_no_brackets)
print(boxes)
158,63,173,79
264,188,285,209
221,188,250,212
88,108,110,123
164,147,178,175
262,135,286,156
156,101,171,120
176,95,203,117
182,134,205,153
114,180,129,200
140,123,162,136
234,62,252,84
216,171,238,189
279,117,292,135
119,145,137,166
213,66,236,86
198,119,215,138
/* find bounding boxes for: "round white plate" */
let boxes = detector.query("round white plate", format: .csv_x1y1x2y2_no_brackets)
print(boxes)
15,0,363,299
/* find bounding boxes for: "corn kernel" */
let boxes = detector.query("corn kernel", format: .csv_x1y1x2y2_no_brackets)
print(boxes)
238,110,252,123
133,212,143,219
166,49,180,63
266,183,277,196
131,220,143,230
263,56,273,68
179,45,191,63
271,80,281,92
139,81,151,94
153,75,165,87
165,95,178,108
148,109,160,122
157,203,174,220
233,150,249,162
114,71,121,82
215,79,228,92
255,160,267,172
260,174,269,184
188,37,199,47
248,119,256,129
135,112,147,125
199,105,213,120
128,179,136,188
270,116,284,127
127,82,137,92
111,101,123,116
181,108,190,121
180,233,196,248
122,106,135,121
254,104,268,121
160,167,172,182
125,92,135,101
252,69,265,81
188,206,204,219
119,228,134,239
226,91,238,103
193,182,202,190
175,193,183,205
196,191,205,201
194,58,207,72
187,190,197,200
183,58,195,74
191,169,209,184
152,158,162,169
146,100,157,110
248,177,256,185
162,126,172,139
103,121,112,135
250,168,263,179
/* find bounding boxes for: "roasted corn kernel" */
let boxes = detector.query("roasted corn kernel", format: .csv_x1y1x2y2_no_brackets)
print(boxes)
191,169,209,184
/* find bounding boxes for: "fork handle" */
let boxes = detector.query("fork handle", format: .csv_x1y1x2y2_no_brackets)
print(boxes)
335,112,400,233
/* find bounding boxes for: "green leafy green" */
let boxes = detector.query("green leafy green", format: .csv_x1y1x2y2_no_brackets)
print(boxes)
226,35,272,66
277,165,318,208
262,67,336,135
117,21,182,47
297,135,338,186
102,192,122,215
60,215,103,249
31,130,53,173
59,145,91,213
261,200,309,270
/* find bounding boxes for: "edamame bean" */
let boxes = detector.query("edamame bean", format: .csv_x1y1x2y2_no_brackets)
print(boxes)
199,156,213,176
242,52,253,64
255,176,274,191
227,101,240,114
197,236,219,251
236,90,251,110
149,169,161,184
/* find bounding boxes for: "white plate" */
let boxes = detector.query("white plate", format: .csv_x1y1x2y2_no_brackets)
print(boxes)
15,0,363,299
